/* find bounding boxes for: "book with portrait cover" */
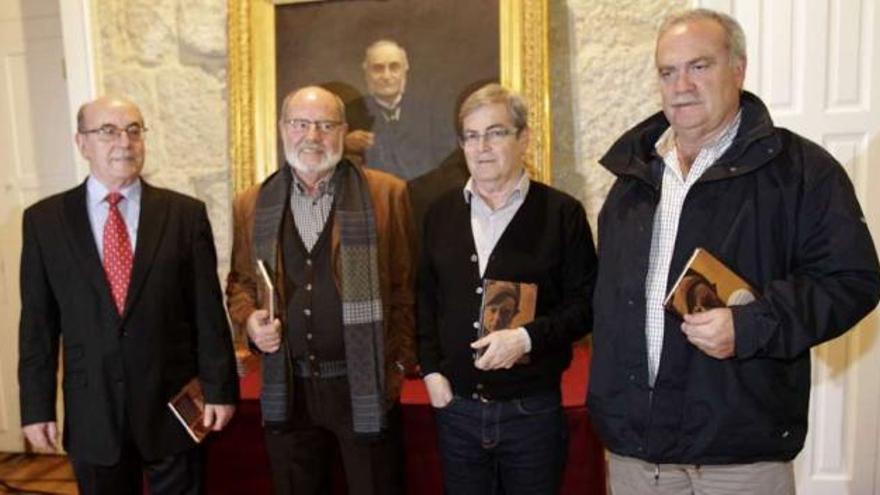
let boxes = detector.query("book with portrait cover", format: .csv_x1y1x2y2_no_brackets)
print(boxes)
664,247,758,319
256,259,275,322
476,279,538,364
167,377,209,443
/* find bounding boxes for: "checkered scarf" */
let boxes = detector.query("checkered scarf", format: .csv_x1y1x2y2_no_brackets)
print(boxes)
253,161,386,435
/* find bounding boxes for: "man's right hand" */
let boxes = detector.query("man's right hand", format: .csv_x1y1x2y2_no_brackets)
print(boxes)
423,373,454,409
344,130,375,154
23,422,58,451
246,309,282,353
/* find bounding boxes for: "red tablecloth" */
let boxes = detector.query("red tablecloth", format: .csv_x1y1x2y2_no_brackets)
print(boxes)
205,345,606,494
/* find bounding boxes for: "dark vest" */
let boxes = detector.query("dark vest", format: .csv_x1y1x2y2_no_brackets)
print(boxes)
281,204,346,376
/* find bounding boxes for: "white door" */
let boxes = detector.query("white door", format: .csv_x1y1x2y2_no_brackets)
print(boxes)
699,0,880,493
0,0,79,451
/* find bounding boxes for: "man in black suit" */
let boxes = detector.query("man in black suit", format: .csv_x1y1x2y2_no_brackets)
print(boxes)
344,39,458,180
18,96,238,494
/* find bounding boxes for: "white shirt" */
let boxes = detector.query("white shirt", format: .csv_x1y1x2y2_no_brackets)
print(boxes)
464,172,530,277
86,176,141,262
644,111,742,385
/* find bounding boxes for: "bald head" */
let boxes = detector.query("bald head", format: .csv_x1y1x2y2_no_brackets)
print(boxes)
75,96,146,190
77,96,143,133
280,86,345,123
278,86,347,183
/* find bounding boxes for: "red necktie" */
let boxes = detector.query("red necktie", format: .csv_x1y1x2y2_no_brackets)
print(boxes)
103,192,133,315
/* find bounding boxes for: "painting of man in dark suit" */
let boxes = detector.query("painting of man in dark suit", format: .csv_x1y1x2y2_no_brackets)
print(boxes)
345,39,458,180
274,0,499,182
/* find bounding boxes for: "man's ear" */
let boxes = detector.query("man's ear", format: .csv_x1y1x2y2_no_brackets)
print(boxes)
74,133,88,159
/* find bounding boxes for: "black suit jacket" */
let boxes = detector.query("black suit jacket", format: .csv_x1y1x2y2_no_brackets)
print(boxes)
18,180,238,464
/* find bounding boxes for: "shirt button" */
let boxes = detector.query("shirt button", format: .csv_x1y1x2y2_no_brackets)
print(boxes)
627,299,634,306
476,287,483,294
471,393,479,400
306,259,312,266
313,371,321,377
306,283,312,291
306,333,313,340
473,321,480,329
309,354,316,361
470,254,478,263
304,308,311,317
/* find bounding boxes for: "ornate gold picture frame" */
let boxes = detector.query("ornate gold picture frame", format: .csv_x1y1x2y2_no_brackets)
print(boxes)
228,0,549,194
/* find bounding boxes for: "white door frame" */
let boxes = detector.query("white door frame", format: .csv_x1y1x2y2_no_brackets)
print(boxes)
58,0,96,179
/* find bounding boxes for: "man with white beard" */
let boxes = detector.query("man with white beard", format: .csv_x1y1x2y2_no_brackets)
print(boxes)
226,86,416,495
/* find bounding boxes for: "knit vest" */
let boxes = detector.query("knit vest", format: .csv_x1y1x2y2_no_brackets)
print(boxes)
280,205,345,372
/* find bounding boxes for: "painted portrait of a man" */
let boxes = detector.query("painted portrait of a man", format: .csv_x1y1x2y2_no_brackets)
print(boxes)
274,0,499,182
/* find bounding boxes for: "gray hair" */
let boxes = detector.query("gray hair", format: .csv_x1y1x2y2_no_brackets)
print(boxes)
658,8,747,65
279,86,346,122
362,39,409,69
458,83,528,135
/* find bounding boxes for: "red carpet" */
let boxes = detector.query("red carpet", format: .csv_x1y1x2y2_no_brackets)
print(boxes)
205,345,606,494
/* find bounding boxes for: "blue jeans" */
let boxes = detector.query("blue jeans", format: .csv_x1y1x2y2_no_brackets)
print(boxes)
434,390,567,495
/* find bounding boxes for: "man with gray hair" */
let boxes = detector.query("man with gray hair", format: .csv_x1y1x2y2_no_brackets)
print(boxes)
345,39,458,180
226,85,416,494
418,83,597,494
589,8,879,493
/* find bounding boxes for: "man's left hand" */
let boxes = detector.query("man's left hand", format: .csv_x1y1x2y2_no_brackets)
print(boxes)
203,404,236,431
681,307,735,359
471,329,530,370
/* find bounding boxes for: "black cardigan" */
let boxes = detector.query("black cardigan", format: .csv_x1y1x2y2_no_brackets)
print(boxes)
417,181,597,400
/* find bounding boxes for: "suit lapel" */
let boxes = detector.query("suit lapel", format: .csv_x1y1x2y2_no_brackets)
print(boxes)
61,182,119,314
123,182,168,318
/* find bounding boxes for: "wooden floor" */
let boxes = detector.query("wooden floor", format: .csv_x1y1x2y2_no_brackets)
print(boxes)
0,453,77,495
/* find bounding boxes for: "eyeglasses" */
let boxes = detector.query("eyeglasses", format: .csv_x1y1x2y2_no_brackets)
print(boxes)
460,127,519,147
282,118,343,134
80,124,148,142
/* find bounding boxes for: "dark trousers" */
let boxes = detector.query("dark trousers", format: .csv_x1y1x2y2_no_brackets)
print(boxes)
263,376,403,495
71,436,203,495
434,390,567,495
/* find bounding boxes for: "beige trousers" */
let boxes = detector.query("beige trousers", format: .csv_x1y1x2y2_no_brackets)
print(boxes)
608,452,796,495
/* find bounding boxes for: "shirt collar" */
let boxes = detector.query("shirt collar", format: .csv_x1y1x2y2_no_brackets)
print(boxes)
87,175,142,207
290,165,338,198
463,170,531,209
372,93,404,111
654,109,743,160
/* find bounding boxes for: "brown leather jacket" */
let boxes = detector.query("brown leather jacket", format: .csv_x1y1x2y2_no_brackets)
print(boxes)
226,166,417,402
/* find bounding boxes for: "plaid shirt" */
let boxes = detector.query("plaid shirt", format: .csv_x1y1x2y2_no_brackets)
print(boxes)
289,167,336,252
644,111,742,385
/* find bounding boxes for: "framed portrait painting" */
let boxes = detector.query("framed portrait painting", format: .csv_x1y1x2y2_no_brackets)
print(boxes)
229,0,549,197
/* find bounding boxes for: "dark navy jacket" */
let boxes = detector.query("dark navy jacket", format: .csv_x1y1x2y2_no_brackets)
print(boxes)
588,91,880,464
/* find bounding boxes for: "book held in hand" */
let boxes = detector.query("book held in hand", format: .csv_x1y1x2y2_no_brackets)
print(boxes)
476,279,538,364
664,247,757,319
167,377,209,443
256,259,275,322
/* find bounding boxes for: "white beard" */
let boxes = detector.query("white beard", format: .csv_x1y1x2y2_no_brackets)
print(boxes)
285,142,342,177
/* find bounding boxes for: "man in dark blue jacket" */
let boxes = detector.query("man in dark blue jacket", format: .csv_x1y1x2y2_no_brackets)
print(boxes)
589,8,880,494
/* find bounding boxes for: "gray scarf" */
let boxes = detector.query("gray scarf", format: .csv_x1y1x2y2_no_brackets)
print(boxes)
253,161,386,434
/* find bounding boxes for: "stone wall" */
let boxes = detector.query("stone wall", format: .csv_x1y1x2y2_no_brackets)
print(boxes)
92,0,231,269
551,0,686,232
